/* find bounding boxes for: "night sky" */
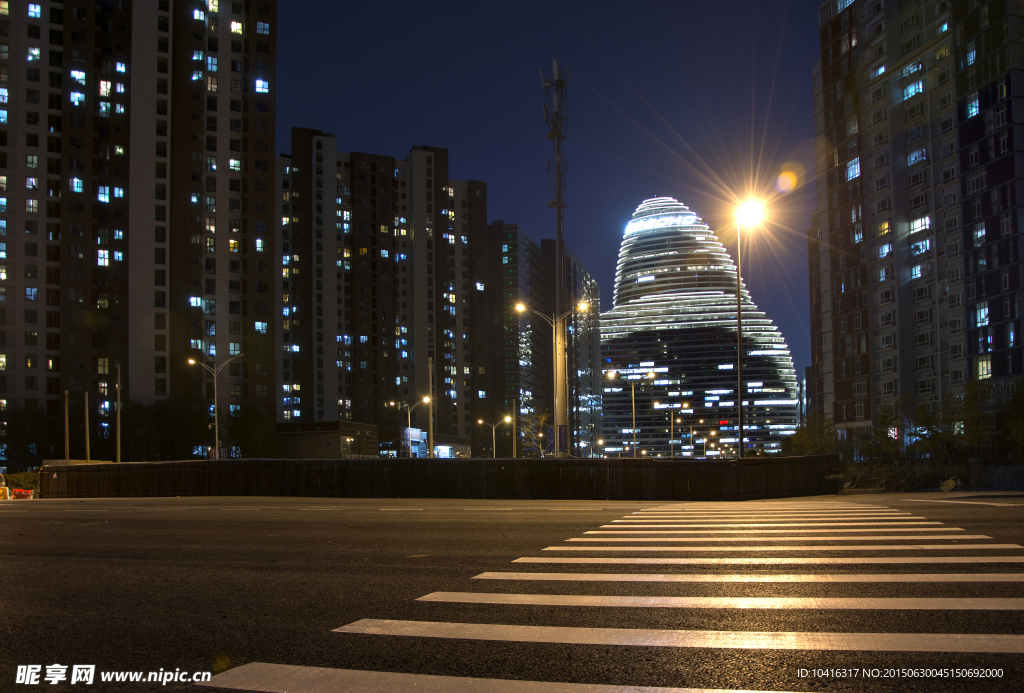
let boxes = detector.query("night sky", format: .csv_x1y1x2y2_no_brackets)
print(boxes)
278,1,822,376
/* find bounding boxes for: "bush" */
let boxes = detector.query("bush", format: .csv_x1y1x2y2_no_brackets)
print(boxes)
1,470,40,492
842,458,968,492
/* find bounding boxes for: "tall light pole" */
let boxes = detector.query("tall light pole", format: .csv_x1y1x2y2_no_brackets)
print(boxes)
506,415,515,458
477,418,510,458
188,353,243,460
607,370,654,454
516,301,588,458
735,199,764,458
654,400,676,458
396,397,430,457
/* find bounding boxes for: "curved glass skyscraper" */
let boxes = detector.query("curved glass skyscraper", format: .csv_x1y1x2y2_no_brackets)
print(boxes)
600,197,798,457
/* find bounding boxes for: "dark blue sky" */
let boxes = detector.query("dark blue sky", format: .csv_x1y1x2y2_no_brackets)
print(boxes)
278,1,822,376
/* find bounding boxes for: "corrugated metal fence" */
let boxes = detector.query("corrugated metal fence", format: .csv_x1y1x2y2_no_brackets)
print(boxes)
38,455,841,500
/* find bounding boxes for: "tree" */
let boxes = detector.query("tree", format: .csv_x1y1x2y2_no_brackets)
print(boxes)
780,411,836,456
223,403,278,458
518,410,552,458
870,402,903,463
1000,379,1024,461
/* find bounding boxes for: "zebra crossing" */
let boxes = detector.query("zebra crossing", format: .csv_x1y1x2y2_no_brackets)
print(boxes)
203,500,1024,692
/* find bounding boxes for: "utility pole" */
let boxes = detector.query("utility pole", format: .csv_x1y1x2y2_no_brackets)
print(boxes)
84,392,90,463
116,363,121,464
63,389,69,462
542,58,569,458
427,356,434,458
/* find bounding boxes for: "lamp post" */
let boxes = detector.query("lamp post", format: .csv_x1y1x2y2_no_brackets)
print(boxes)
478,418,511,458
607,370,654,455
399,397,430,457
505,415,515,458
188,353,243,460
735,199,764,458
654,400,676,458
516,300,588,458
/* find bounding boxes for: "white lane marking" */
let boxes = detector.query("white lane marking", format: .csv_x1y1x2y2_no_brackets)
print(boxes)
514,556,1024,564
586,528,961,535
567,535,986,542
334,619,1024,653
618,511,909,515
606,521,940,528
418,592,1024,611
632,508,892,513
543,544,1022,552
474,572,1024,583
905,499,1021,507
197,663,779,693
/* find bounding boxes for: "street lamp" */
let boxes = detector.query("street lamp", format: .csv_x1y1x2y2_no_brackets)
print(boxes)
654,400,676,458
504,415,515,458
607,370,654,455
398,397,430,457
188,353,243,460
735,199,765,458
478,418,510,458
516,300,589,458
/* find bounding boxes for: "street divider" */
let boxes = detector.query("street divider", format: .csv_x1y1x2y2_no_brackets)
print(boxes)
38,455,840,500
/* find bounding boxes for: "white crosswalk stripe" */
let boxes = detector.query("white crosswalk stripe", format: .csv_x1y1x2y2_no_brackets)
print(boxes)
205,500,1024,691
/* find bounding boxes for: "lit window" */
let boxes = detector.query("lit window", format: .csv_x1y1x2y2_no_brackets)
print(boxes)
902,61,922,77
207,75,218,92
116,83,125,93
903,80,923,101
965,41,976,66
98,186,110,203
0,87,6,103
192,70,202,82
229,239,240,253
71,70,86,85
114,187,124,198
254,322,268,334
255,238,265,252
115,104,124,114
208,0,219,13
28,3,40,18
975,354,991,380
845,157,860,180
116,62,126,73
911,239,931,256
194,9,206,20
27,47,40,61
71,178,83,193
912,265,923,279
70,92,85,106
100,80,111,96
976,301,989,327
99,101,111,116
229,158,241,171
255,79,269,94
190,296,202,308
878,243,892,258
257,21,269,34
966,93,979,118
231,21,242,34
97,249,109,266
909,216,930,233
229,342,241,356
870,64,885,79
207,56,217,72
25,199,37,213
25,287,37,301
907,148,926,165
0,2,6,16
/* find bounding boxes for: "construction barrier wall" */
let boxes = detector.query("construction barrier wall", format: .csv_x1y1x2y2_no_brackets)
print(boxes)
38,455,841,501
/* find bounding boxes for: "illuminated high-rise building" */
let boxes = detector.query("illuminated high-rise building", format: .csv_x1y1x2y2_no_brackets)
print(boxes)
0,0,277,463
809,0,1023,440
600,197,798,457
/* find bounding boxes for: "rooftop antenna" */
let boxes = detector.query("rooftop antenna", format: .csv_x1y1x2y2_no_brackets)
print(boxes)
542,57,569,458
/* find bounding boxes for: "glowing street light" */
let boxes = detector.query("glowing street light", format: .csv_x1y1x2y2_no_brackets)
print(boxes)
735,198,766,458
478,417,512,458
188,353,243,460
516,300,589,458
607,370,655,454
394,397,430,457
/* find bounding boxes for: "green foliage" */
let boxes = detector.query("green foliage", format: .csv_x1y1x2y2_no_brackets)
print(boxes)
780,411,836,455
1001,379,1024,458
1,470,40,491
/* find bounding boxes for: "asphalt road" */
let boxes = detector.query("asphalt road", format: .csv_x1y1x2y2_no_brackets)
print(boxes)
2,491,1023,692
